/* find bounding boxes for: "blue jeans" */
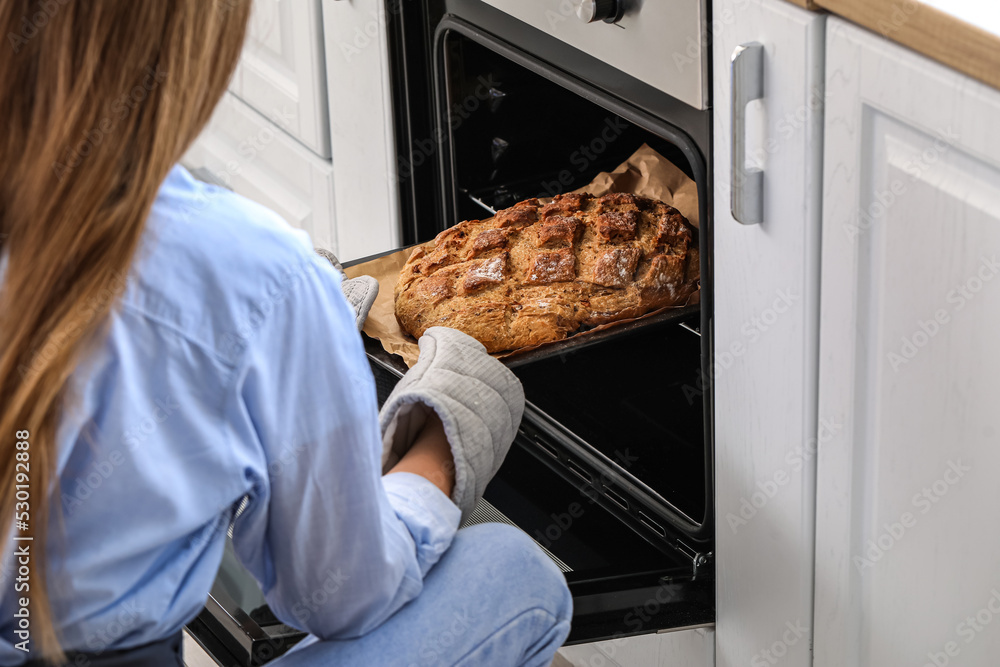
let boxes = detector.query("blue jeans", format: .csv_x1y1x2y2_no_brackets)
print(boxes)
272,523,573,666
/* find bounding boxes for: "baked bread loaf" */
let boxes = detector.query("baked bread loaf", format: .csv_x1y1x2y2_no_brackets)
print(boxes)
394,192,699,353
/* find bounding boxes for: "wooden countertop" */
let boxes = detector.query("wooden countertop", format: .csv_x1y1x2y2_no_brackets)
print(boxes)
782,0,1000,91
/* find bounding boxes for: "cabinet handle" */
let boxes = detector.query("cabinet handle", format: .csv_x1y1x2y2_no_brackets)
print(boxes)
731,42,764,225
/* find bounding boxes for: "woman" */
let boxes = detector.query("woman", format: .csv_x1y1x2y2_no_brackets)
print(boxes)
0,2,572,665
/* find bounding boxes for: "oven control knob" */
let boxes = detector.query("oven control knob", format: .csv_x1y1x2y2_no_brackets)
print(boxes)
575,0,623,24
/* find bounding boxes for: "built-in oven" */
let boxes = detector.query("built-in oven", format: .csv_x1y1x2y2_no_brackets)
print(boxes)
388,0,716,640
186,0,713,663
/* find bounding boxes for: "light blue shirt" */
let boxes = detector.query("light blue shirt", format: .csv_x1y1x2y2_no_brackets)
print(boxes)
0,165,460,663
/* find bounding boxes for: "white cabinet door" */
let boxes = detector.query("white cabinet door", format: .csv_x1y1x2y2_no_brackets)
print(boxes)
815,18,1000,667
712,1,825,666
230,0,331,158
321,0,401,260
182,92,337,253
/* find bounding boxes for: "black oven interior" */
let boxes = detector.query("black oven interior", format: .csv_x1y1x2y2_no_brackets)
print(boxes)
512,314,707,526
442,35,697,221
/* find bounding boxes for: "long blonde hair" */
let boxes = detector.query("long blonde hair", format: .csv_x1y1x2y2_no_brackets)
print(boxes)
0,1,252,659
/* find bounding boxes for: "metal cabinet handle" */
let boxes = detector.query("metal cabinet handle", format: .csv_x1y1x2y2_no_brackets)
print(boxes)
731,42,764,225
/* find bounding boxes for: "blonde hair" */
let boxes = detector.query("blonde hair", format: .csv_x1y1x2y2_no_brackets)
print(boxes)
0,1,252,659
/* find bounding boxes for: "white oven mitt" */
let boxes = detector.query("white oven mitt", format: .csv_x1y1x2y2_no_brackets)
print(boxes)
379,326,525,518
315,247,379,330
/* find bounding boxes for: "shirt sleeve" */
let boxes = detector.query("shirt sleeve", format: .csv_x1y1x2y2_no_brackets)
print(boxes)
226,239,460,639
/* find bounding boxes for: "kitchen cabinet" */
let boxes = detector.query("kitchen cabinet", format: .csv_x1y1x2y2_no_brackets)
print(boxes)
229,0,331,158
182,92,337,251
321,0,401,260
712,1,825,666
184,0,401,261
814,17,1000,667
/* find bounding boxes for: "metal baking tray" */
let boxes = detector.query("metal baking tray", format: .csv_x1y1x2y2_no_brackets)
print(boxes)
499,303,700,368
343,248,700,370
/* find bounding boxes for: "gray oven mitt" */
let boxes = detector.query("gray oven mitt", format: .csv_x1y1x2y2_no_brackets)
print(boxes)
379,326,525,518
315,247,379,330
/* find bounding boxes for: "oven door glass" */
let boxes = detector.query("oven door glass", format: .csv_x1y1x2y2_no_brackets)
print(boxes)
429,18,713,541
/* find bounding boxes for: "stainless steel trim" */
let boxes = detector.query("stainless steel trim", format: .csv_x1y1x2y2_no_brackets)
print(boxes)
656,622,716,634
731,42,765,225
478,0,707,110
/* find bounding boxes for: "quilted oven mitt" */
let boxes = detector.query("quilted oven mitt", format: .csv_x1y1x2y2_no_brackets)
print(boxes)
315,247,379,331
378,327,525,518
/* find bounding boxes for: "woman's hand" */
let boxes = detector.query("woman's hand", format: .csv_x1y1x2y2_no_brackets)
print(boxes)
385,411,455,497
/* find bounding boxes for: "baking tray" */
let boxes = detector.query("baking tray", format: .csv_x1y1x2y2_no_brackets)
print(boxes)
500,303,700,368
343,247,700,369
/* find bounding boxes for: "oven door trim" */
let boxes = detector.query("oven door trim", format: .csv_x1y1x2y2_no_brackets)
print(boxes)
430,15,716,542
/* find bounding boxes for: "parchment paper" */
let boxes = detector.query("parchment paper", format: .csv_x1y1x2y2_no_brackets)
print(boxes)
343,144,699,368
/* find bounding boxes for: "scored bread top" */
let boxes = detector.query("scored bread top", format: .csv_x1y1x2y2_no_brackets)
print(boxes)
394,192,699,353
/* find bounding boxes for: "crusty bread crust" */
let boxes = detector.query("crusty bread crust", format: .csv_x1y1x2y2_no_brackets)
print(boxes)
394,192,699,353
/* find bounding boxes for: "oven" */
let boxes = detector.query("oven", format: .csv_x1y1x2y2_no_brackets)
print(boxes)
186,0,714,662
